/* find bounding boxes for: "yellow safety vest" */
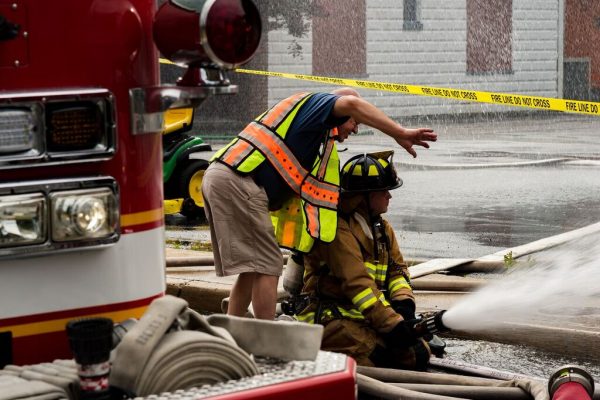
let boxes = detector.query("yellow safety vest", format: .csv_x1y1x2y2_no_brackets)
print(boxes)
212,92,340,252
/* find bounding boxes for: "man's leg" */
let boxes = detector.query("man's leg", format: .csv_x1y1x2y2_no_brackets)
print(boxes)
227,272,255,317
322,319,378,366
202,163,282,319
251,273,279,320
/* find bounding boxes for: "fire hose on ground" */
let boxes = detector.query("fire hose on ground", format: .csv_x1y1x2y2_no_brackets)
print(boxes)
357,365,548,400
355,311,596,400
357,364,598,400
165,255,506,274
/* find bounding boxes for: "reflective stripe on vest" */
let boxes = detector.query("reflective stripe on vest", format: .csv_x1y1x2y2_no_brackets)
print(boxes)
211,92,311,169
261,92,310,129
220,139,255,169
237,122,339,210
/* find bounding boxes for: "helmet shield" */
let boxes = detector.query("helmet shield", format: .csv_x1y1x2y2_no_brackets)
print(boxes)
340,150,403,193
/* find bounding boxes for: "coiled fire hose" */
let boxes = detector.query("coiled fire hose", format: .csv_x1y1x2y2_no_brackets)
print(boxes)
109,295,323,396
0,360,78,400
0,295,323,399
109,296,258,396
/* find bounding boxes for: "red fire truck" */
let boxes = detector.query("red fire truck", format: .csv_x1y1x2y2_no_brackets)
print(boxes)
0,2,356,398
0,0,261,366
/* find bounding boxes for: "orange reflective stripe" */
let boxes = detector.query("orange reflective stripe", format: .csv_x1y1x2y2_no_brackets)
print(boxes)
281,202,300,247
301,176,339,209
239,122,305,191
221,139,253,166
304,203,320,237
317,135,335,180
239,122,339,209
281,220,296,247
260,92,310,128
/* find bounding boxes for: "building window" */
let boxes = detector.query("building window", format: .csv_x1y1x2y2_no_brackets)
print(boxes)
312,0,366,77
467,0,513,74
404,0,423,31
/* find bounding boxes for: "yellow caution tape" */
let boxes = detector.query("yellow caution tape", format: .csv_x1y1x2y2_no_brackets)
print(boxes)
159,59,600,116
235,69,600,117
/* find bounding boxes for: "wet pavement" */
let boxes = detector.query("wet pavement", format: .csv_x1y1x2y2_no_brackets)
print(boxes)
445,338,600,382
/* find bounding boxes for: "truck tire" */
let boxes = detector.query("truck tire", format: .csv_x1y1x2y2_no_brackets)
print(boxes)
178,160,209,221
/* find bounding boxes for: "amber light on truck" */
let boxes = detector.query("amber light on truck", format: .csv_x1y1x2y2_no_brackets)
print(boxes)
0,194,46,248
51,188,118,242
46,102,106,152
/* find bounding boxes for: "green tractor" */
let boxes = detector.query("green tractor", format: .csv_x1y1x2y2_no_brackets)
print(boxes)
162,108,213,221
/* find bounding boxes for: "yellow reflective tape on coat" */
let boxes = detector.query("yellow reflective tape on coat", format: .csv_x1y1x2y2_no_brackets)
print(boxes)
352,288,378,312
389,276,411,295
377,292,390,307
297,307,364,323
364,261,386,284
296,311,315,323
235,68,600,117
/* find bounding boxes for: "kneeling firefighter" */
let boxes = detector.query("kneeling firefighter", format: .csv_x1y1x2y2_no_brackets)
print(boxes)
294,151,444,370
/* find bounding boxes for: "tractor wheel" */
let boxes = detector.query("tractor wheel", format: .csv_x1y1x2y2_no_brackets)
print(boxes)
178,160,209,221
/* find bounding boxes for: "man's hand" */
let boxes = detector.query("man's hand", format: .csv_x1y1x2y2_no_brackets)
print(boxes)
396,127,437,158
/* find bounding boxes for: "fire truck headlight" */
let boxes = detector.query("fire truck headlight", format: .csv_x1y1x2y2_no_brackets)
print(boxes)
153,0,262,69
0,194,47,248
51,188,118,242
0,108,38,154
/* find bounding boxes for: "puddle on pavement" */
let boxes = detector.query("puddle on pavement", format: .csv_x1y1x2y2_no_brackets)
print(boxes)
445,338,600,382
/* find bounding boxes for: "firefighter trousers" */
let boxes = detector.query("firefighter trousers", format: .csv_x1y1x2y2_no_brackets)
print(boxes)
321,318,431,370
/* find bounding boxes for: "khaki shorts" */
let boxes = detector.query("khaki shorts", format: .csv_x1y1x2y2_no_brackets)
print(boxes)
201,162,283,277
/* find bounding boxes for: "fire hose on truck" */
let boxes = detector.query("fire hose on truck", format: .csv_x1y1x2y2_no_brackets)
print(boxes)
0,295,354,400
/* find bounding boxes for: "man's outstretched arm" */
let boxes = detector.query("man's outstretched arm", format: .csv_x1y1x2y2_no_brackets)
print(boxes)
333,95,437,158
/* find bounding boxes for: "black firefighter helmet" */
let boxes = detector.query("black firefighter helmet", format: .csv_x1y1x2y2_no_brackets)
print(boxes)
340,150,403,193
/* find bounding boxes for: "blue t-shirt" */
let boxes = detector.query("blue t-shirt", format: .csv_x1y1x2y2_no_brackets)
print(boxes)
253,92,349,210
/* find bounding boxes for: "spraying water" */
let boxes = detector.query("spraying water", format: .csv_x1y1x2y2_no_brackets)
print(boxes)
442,234,600,332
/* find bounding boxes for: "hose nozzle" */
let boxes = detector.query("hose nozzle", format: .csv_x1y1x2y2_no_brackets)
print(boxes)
414,310,449,336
